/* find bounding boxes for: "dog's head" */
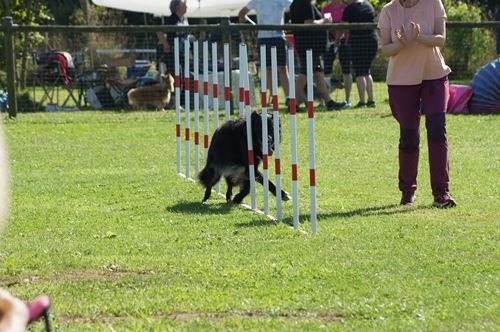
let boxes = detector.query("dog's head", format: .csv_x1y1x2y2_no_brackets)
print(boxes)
160,73,174,93
251,111,280,157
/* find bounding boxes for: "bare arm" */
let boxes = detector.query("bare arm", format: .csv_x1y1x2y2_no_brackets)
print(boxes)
304,18,331,25
238,7,250,23
156,32,170,52
379,27,403,57
416,17,446,47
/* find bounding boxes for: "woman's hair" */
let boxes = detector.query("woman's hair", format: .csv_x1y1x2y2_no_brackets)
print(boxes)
169,0,184,15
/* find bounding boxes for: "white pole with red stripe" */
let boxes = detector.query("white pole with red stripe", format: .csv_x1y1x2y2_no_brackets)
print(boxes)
184,39,191,179
306,50,317,233
174,37,181,175
203,41,209,163
211,42,220,194
224,43,231,121
288,48,299,230
242,44,256,209
193,40,200,176
271,47,283,221
260,44,269,215
238,43,244,119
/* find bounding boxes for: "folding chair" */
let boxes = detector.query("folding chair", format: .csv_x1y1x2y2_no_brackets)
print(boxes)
34,51,79,110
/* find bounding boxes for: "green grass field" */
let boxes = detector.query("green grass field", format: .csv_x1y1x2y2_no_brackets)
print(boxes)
0,98,499,330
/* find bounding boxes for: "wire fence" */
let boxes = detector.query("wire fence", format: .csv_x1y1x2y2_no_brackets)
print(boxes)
1,18,499,117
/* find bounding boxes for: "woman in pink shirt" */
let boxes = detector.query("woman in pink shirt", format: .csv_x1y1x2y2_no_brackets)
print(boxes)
378,0,456,208
321,0,353,108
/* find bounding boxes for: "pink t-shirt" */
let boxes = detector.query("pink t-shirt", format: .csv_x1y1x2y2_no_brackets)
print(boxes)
378,0,451,85
321,2,348,40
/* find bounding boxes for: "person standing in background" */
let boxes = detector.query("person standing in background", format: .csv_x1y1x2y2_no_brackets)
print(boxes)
321,0,353,108
378,0,456,208
290,0,343,111
342,0,378,108
156,0,189,75
239,0,292,105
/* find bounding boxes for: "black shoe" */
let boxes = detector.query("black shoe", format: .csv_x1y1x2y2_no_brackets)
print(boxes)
433,193,457,208
287,102,306,114
326,100,342,111
366,100,376,108
400,191,416,206
354,101,366,108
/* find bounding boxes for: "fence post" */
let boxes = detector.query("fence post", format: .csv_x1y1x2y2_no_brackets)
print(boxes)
2,16,18,118
219,17,233,114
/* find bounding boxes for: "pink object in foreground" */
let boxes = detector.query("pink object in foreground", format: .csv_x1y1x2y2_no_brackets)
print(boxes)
447,84,473,114
27,295,51,331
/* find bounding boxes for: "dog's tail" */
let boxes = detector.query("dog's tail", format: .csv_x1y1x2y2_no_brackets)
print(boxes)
197,166,212,188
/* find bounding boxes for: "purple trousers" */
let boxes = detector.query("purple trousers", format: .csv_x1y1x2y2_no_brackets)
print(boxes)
388,76,450,196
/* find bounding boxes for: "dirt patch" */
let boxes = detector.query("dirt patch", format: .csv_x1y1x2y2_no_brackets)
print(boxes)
0,269,155,287
58,311,344,323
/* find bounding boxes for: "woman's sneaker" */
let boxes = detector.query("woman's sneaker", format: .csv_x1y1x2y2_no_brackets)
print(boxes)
400,191,416,206
433,193,457,208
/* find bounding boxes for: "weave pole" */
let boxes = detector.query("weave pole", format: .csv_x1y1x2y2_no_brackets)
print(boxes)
224,43,231,121
260,44,270,215
184,39,191,179
306,50,318,233
193,41,200,176
271,47,283,221
238,43,245,119
211,42,220,194
174,38,182,175
203,41,209,162
288,48,300,230
242,44,257,210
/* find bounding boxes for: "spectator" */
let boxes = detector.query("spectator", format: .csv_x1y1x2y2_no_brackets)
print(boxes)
378,0,456,208
239,0,292,105
290,0,342,111
321,0,353,108
342,0,378,108
156,0,189,75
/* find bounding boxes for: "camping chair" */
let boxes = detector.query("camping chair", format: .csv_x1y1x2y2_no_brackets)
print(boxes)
94,50,143,107
34,51,79,110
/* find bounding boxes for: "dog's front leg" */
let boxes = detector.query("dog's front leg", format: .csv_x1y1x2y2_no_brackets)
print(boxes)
232,180,250,204
255,169,291,201
225,177,233,202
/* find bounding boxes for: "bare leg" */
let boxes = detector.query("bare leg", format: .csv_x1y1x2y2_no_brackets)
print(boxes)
343,73,352,103
356,76,366,104
313,72,332,103
366,74,374,102
277,65,290,98
295,74,307,103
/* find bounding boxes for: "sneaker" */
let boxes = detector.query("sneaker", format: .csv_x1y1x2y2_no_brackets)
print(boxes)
354,101,366,108
344,100,352,108
366,100,376,108
400,191,416,206
326,100,343,111
433,193,457,208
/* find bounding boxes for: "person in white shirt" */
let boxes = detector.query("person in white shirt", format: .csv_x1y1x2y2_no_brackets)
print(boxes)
239,0,292,106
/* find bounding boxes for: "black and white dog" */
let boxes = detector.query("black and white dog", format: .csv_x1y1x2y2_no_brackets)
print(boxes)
198,111,290,204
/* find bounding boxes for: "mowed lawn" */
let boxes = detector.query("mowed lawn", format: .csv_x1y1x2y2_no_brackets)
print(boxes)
0,99,498,330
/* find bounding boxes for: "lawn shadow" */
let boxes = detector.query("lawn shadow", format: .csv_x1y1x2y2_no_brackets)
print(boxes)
316,203,429,220
167,200,235,215
237,203,429,229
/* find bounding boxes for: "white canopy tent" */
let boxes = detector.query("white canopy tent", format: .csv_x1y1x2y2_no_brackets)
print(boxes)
91,0,248,18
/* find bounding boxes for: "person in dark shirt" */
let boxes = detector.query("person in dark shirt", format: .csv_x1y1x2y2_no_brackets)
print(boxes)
342,0,378,108
290,0,342,111
156,0,188,75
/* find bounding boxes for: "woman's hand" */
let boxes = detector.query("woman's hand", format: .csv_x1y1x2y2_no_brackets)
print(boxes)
395,22,420,46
